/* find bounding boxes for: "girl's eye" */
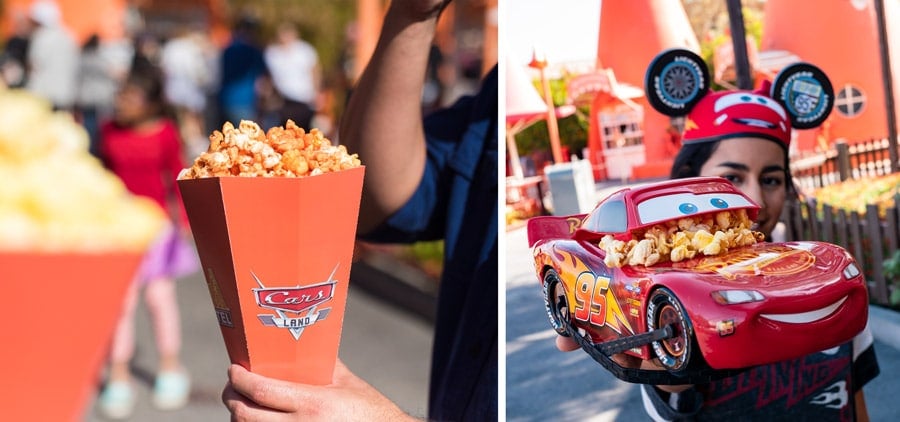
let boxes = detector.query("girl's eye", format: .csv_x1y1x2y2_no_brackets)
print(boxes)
762,176,785,187
710,198,728,208
678,202,698,214
721,174,742,185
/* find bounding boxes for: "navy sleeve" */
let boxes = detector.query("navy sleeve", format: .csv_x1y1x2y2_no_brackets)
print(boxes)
360,69,495,244
852,345,880,392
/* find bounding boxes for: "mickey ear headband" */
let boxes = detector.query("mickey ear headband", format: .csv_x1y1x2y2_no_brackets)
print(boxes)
644,48,834,147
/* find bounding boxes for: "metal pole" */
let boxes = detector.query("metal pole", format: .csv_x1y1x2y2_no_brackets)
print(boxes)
529,50,564,164
726,0,753,90
875,0,899,172
539,66,564,163
836,140,851,182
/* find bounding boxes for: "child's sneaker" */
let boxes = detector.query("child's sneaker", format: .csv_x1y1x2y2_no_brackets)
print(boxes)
153,370,191,410
97,381,136,420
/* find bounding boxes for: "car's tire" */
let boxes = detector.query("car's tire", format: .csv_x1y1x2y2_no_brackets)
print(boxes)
542,269,570,337
646,287,697,373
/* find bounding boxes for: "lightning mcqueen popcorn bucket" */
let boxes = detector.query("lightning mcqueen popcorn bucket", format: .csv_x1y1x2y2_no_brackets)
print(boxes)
178,166,364,384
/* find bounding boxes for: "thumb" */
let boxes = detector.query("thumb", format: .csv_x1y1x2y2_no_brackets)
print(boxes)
556,335,580,352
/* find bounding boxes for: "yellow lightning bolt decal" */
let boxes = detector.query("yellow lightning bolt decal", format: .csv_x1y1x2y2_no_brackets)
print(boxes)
598,274,634,335
683,116,698,131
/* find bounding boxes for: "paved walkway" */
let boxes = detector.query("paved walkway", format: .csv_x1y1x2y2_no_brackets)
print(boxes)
83,261,434,421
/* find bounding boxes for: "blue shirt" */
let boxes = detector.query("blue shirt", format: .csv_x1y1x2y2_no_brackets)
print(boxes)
218,37,267,110
361,66,498,421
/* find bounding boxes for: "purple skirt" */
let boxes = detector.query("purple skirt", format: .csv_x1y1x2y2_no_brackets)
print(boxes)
135,224,200,284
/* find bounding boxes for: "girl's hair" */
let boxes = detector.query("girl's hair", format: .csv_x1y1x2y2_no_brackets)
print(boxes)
670,140,798,199
670,140,719,179
122,65,175,120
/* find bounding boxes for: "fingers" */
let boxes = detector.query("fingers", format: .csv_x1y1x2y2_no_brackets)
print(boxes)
225,364,318,413
331,358,361,387
611,353,645,369
639,358,668,371
222,379,291,422
555,335,580,352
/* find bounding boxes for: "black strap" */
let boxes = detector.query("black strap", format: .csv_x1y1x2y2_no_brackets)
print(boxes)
564,322,746,385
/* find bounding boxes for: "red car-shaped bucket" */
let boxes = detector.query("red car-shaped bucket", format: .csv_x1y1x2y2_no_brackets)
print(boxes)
528,177,869,384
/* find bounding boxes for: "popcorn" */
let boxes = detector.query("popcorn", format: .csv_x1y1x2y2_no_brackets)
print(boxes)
0,89,166,252
600,209,765,267
179,120,361,179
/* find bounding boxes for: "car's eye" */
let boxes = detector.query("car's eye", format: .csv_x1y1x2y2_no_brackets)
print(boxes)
710,198,728,209
678,202,698,214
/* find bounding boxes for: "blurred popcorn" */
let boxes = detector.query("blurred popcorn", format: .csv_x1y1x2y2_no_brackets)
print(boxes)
0,89,165,252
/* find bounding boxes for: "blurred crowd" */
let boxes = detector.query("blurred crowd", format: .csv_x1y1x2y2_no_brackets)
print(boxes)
0,1,463,164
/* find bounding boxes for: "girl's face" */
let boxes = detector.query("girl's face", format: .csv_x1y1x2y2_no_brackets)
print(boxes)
698,137,787,238
113,83,151,125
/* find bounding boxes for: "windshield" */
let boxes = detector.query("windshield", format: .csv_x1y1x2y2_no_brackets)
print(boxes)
636,192,753,226
582,199,627,233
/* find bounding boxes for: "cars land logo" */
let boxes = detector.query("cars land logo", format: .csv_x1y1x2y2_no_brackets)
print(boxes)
251,265,338,341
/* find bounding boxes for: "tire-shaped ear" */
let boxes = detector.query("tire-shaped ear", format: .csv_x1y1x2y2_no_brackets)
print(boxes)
770,63,834,129
645,49,711,117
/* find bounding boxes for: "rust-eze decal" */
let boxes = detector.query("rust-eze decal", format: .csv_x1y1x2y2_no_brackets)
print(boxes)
252,264,338,340
566,217,582,234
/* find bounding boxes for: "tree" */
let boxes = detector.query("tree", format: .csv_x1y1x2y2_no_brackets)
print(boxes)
681,0,766,89
514,74,588,159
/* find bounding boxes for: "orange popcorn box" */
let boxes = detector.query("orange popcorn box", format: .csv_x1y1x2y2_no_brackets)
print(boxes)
178,166,364,384
1,252,143,421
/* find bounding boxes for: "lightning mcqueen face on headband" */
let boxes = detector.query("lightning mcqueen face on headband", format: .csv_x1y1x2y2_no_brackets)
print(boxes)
527,177,869,374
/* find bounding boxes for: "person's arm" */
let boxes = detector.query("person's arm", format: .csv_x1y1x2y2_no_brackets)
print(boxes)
855,390,870,421
158,120,187,221
339,0,451,234
851,324,879,421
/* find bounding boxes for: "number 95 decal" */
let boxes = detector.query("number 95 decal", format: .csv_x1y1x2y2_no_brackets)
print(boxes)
573,272,634,335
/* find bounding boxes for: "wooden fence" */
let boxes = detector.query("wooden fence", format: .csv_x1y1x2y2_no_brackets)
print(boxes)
786,137,897,306
791,138,894,192
782,198,893,305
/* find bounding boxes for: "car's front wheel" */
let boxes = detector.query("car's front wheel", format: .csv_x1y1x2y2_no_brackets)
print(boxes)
542,269,570,337
647,287,695,373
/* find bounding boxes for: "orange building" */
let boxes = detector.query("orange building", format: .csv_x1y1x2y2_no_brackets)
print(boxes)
589,0,699,181
584,0,900,181
759,0,900,152
3,0,127,44
1,0,229,46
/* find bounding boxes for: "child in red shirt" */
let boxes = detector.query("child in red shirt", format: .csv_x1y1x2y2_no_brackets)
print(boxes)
97,65,198,419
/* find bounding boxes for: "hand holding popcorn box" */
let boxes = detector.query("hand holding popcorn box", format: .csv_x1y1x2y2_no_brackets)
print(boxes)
0,90,165,420
178,120,363,384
